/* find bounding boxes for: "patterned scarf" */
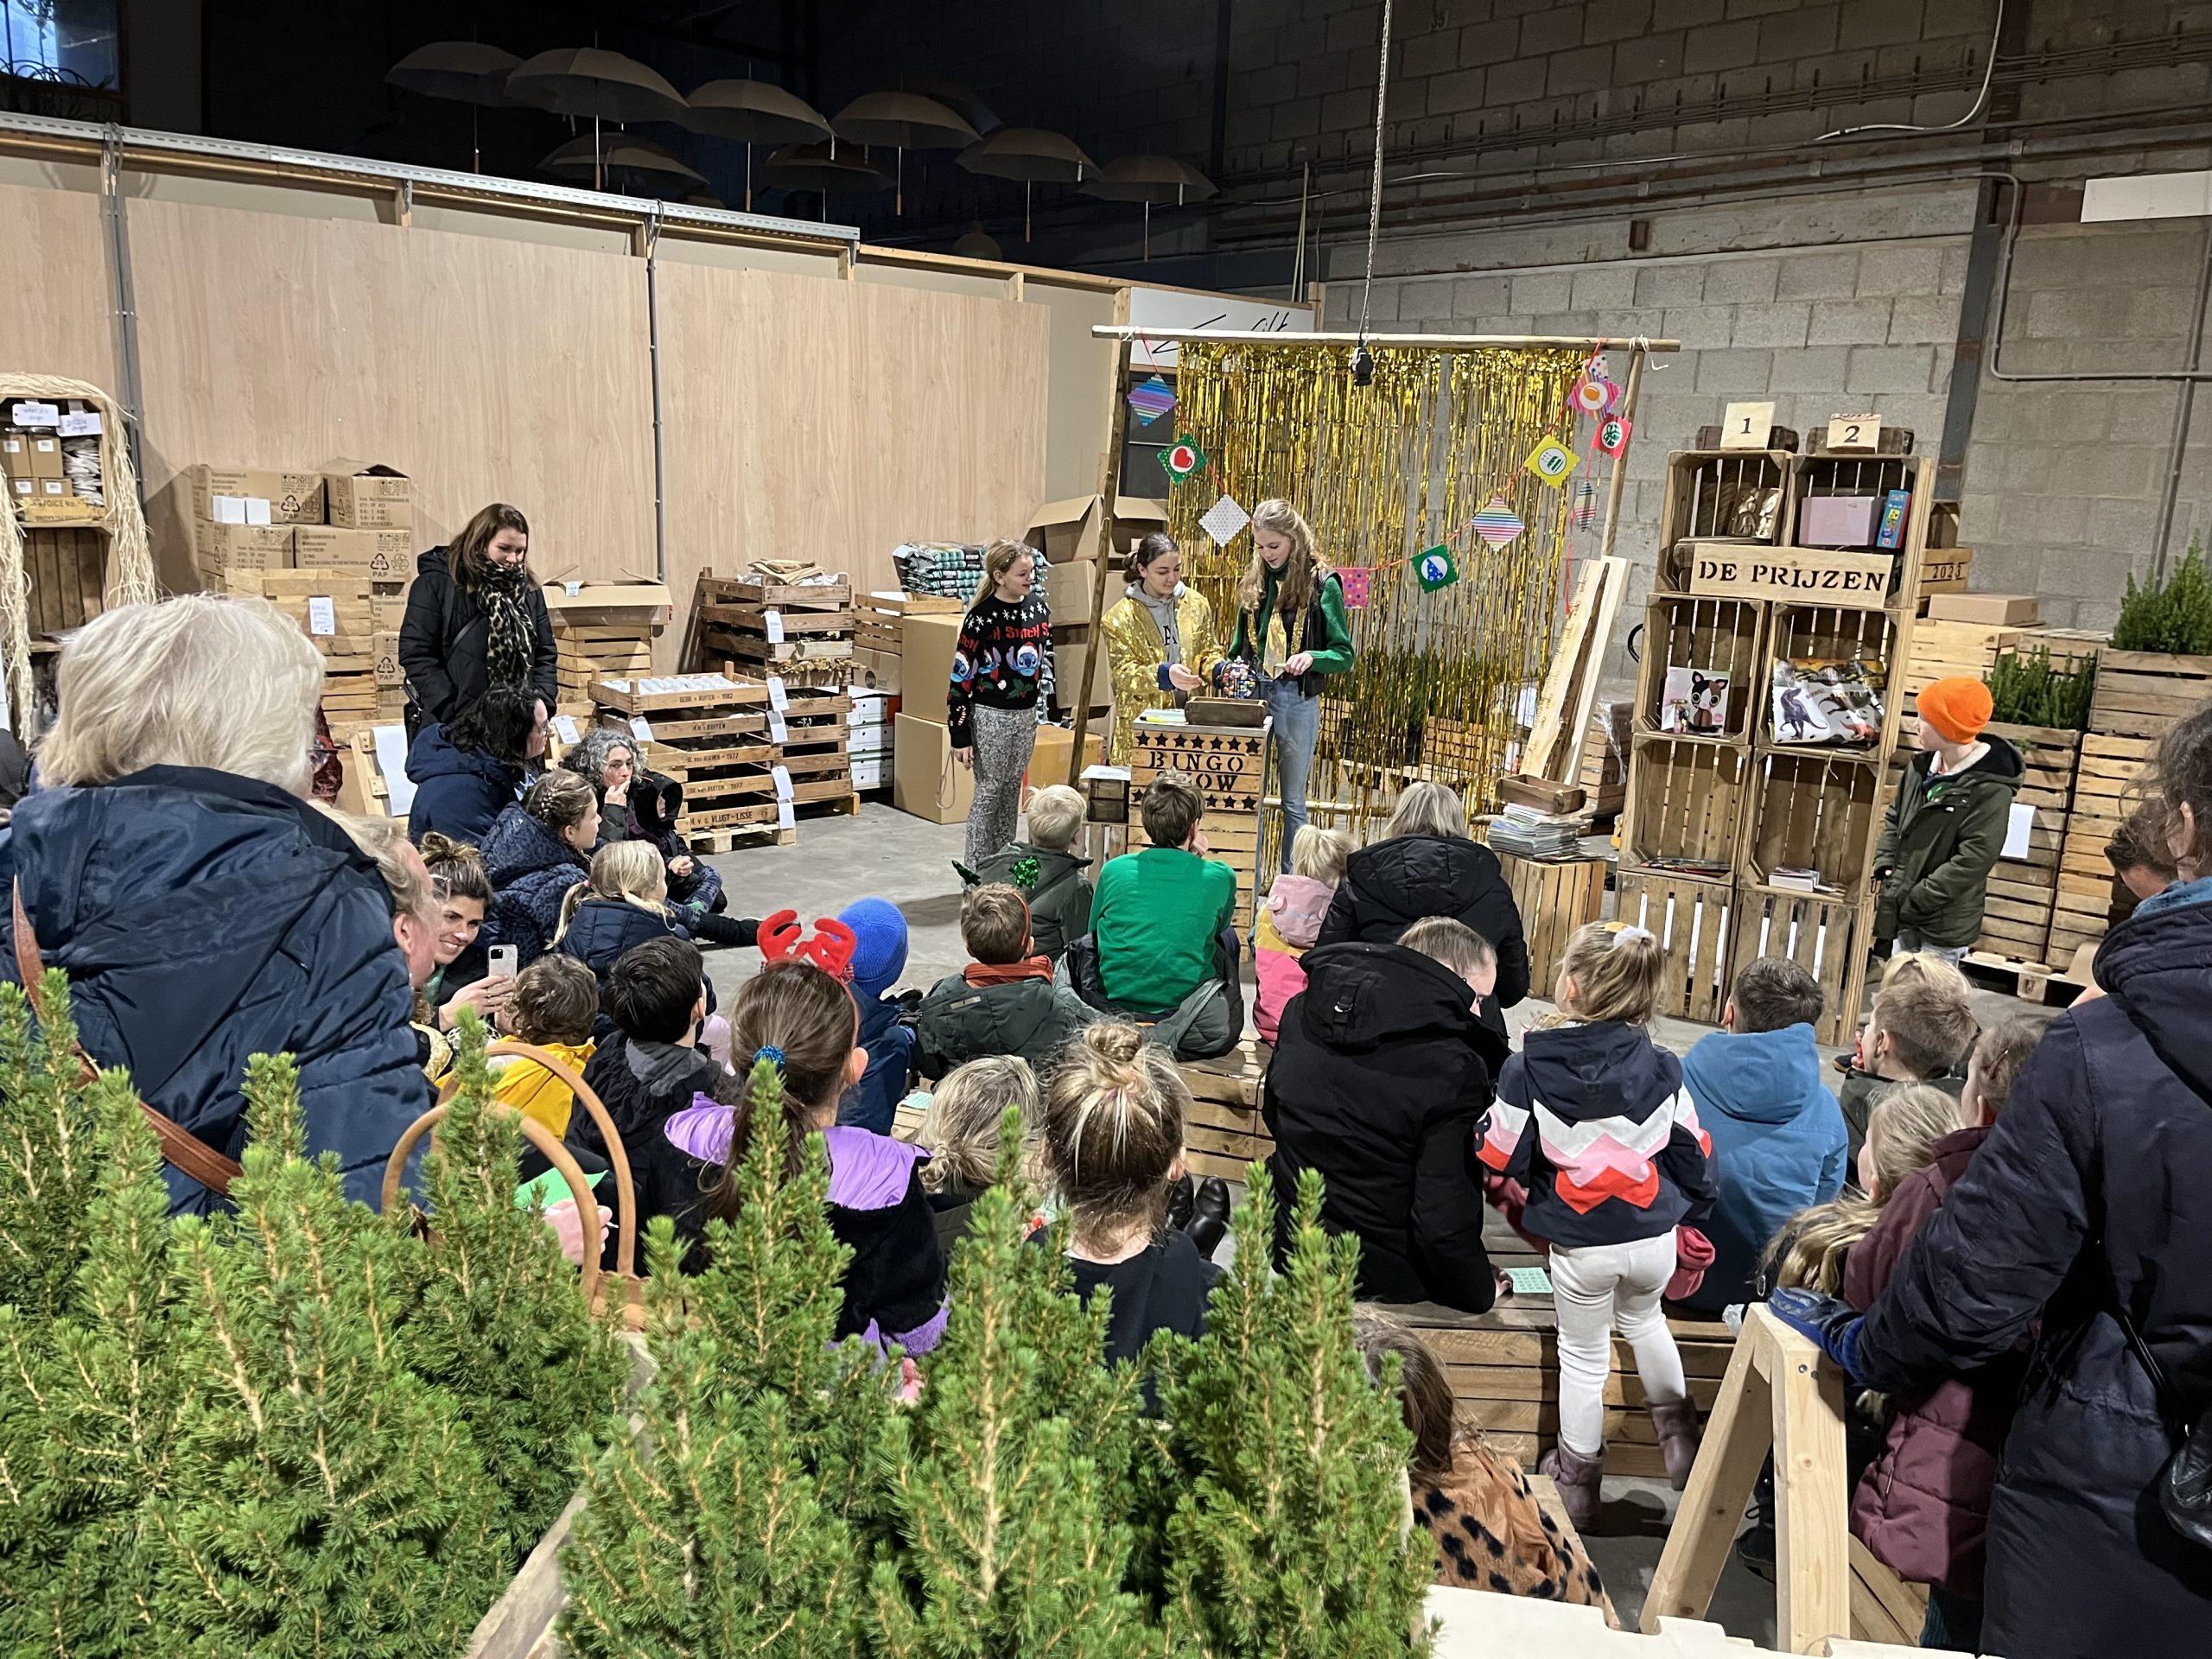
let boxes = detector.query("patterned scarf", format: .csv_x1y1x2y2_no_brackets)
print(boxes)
474,561,536,693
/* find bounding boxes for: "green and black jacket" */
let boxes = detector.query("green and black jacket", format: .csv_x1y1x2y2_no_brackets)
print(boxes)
1872,735,2024,950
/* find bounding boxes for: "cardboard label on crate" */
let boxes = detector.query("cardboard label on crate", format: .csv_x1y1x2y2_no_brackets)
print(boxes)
629,716,653,744
1719,400,1777,450
766,676,788,713
56,411,100,437
307,597,336,636
765,609,786,644
554,715,580,744
1686,542,1892,607
772,764,793,802
778,800,797,830
1826,414,1880,453
10,402,58,427
769,709,789,744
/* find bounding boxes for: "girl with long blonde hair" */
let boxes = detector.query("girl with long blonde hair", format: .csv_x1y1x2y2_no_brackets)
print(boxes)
1226,500,1355,870
947,537,1057,868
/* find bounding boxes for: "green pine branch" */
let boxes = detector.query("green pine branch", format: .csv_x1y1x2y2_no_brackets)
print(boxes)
2112,533,2212,654
1985,645,2095,731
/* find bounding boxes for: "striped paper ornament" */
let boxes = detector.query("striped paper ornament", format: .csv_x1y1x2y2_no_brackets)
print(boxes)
1470,496,1526,547
1569,478,1599,528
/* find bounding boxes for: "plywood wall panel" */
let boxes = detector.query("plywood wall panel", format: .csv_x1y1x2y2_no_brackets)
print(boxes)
124,196,655,591
0,180,120,392
658,262,1047,664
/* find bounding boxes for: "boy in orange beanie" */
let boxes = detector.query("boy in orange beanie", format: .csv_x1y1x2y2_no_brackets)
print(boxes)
1872,676,2023,963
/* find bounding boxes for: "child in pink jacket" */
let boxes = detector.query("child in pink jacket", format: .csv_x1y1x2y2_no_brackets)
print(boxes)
1255,825,1352,1044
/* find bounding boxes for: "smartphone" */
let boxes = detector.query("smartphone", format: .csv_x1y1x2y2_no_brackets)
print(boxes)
488,944,518,980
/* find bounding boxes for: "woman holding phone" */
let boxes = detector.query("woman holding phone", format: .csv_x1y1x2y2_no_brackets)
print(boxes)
416,834,514,1031
1101,531,1225,764
1225,500,1356,871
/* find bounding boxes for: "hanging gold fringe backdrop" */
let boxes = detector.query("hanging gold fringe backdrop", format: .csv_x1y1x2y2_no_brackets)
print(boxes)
1165,340,1586,848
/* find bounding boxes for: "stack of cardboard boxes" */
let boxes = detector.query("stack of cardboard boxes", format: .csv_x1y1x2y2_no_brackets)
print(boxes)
1,397,104,525
188,461,416,739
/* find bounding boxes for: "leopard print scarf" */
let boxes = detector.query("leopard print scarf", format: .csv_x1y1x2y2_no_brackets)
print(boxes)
474,561,536,693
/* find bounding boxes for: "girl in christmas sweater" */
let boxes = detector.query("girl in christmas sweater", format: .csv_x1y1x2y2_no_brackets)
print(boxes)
1479,921,1719,1529
948,538,1056,868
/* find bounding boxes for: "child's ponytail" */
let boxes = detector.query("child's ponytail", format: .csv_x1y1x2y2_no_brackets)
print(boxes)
1553,921,1664,1026
702,960,862,1222
1039,1020,1191,1241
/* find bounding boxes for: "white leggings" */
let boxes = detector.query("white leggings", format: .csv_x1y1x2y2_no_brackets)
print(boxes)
1550,1232,1688,1457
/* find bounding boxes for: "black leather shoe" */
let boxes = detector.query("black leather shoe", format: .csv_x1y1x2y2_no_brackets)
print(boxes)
1165,1172,1195,1233
1186,1176,1232,1260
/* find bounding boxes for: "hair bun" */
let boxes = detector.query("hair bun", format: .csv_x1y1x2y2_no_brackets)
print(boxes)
1085,1020,1147,1071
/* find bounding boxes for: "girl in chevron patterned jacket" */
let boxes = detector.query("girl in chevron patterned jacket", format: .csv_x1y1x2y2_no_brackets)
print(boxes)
1478,920,1719,1531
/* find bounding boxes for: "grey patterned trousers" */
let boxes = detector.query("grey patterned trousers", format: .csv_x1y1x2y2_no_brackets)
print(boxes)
966,703,1039,868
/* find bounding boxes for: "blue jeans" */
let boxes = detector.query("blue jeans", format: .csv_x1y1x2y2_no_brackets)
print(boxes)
1261,677,1321,874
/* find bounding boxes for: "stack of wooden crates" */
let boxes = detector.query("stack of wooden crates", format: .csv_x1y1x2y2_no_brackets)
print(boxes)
1616,448,1934,1045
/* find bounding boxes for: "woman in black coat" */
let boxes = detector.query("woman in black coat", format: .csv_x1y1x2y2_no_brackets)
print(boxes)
404,686,542,846
1780,707,2212,1659
1315,780,1530,1014
397,502,556,731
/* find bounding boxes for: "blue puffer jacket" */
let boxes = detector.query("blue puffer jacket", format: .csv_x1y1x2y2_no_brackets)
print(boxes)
479,805,587,967
559,896,680,982
0,766,429,1216
404,721,518,845
1854,879,2212,1659
1676,1022,1847,1314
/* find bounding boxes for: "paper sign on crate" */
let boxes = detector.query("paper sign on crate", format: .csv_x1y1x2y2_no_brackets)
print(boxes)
1685,540,1893,607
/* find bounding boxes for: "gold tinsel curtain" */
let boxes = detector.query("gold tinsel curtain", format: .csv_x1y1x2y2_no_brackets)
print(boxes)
1164,340,1586,842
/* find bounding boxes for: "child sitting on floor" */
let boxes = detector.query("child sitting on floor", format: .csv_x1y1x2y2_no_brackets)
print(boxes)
1482,922,1719,1529
836,897,915,1135
1838,952,1978,1166
573,936,724,1180
1254,823,1353,1045
490,953,601,1139
639,953,950,1355
1353,1307,1615,1623
1039,1020,1221,1364
916,1054,1043,1256
557,841,685,982
965,782,1095,966
916,884,1095,1083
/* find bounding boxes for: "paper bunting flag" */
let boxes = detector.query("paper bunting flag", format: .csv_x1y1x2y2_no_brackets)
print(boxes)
1338,567,1372,608
1569,478,1599,529
1470,496,1526,547
1571,372,1612,415
1596,414,1633,457
1160,434,1207,483
1414,543,1459,593
1198,493,1251,547
1525,437,1580,486
1128,374,1176,425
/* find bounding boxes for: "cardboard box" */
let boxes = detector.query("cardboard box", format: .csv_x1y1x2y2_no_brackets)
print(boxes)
542,580,674,626
321,461,415,529
1045,557,1103,624
371,593,409,633
900,613,962,727
188,465,325,524
1023,494,1171,564
1796,494,1883,548
852,753,888,791
1926,592,2041,626
295,525,412,579
1918,547,1974,596
26,435,62,480
1052,637,1113,711
35,478,67,499
849,645,902,695
373,632,404,685
190,520,296,569
0,434,28,479
1028,724,1104,793
6,477,29,501
893,713,974,824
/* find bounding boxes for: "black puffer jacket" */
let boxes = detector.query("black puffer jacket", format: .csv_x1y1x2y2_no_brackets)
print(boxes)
1262,942,1509,1313
1853,879,2212,1659
479,804,588,967
559,897,679,983
1314,833,1530,1011
396,548,557,728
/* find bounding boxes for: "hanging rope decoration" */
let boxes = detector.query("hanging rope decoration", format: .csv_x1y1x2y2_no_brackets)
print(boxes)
1167,340,1585,842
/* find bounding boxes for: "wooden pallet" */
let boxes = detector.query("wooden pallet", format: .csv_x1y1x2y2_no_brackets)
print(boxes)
1495,852,1607,997
1615,870,1737,1029
594,673,768,715
2088,647,2212,738
1960,950,2088,1007
683,821,798,852
1731,887,1873,1046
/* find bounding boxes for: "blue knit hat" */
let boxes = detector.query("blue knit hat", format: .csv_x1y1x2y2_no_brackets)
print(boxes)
837,897,909,995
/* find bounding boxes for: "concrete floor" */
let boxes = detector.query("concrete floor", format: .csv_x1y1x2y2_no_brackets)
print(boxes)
697,798,2037,1641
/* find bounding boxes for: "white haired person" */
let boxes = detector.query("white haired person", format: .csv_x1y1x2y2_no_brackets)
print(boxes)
1,596,431,1216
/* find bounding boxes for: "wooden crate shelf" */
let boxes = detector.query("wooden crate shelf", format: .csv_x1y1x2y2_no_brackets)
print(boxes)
1783,451,1930,565
1743,749,1883,899
1655,450,1789,594
1496,853,1607,999
1971,721,2080,965
1762,602,1901,756
1620,735,1751,879
1179,1041,1271,1186
1730,888,1873,1047
2088,648,2212,739
2050,729,2155,962
594,673,767,716
1615,869,1737,1029
1635,594,1765,743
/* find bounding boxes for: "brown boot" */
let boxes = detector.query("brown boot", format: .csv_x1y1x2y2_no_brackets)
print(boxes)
1649,1398,1702,1491
1538,1440,1605,1534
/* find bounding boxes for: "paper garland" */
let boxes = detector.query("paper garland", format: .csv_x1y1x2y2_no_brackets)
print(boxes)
1414,544,1459,592
1128,374,1176,425
1569,478,1599,529
1596,414,1632,457
1198,493,1250,547
1338,567,1372,608
1160,434,1207,482
1525,437,1579,486
1470,497,1526,547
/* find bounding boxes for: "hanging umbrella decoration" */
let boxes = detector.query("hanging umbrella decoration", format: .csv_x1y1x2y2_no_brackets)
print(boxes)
831,91,976,216
1083,154,1217,260
957,126,1094,243
385,41,521,173
507,48,686,193
681,77,830,213
760,142,893,222
541,134,704,198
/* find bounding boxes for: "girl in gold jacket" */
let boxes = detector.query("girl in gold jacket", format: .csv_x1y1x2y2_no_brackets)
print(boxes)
1100,531,1225,763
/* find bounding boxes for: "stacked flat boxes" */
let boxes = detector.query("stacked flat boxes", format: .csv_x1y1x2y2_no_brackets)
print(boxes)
547,583,673,724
